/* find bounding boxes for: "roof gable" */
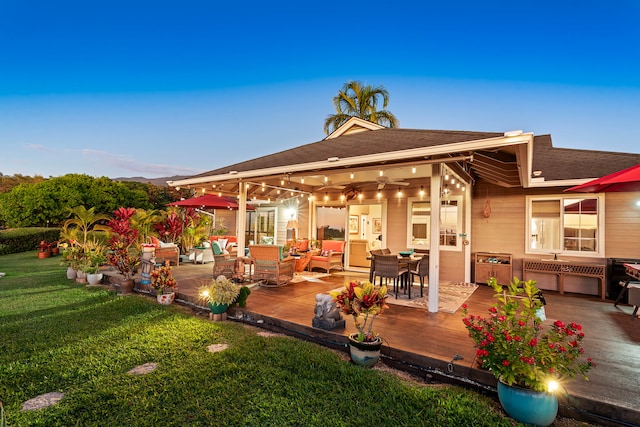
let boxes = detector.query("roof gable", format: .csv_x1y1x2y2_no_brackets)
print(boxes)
324,117,385,139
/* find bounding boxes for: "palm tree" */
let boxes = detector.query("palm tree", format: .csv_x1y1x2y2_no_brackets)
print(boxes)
61,206,111,246
323,80,399,135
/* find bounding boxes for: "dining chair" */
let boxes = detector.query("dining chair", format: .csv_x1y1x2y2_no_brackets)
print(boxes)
373,254,408,298
409,255,429,298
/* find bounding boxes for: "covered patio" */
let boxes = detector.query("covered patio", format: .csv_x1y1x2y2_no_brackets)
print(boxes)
166,262,640,427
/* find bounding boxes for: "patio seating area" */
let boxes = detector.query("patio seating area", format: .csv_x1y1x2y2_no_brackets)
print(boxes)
166,261,640,427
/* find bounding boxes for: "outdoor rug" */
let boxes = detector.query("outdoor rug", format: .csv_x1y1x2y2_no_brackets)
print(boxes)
290,272,330,283
329,281,479,314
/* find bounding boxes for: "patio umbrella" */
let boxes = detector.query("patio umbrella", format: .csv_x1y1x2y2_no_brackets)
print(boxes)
168,194,254,210
564,163,640,193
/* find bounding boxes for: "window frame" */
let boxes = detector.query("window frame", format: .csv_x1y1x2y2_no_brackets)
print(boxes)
406,195,463,252
525,195,605,258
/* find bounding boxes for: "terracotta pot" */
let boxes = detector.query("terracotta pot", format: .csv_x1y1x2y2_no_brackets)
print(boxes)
37,251,51,259
119,279,135,294
51,247,60,255
75,270,87,283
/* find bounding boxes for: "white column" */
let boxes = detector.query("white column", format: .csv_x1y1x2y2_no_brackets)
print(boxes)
429,164,441,313
463,181,472,283
237,182,247,254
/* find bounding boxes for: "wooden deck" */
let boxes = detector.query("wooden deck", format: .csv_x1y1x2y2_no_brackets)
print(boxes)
166,262,640,427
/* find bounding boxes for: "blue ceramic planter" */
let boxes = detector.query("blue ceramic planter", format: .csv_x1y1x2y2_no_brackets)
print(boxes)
497,380,558,427
348,333,382,367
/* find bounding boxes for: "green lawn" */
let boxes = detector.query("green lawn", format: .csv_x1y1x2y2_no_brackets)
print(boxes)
0,252,519,426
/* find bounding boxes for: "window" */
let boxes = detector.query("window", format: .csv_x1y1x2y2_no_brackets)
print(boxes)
527,196,603,256
315,206,346,241
407,196,462,250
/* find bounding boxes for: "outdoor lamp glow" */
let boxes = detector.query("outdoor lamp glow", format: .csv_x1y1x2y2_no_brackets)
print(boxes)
547,380,560,393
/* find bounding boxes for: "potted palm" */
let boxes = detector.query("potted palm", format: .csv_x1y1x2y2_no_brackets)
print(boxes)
462,277,595,426
150,265,178,304
331,280,389,367
200,275,240,320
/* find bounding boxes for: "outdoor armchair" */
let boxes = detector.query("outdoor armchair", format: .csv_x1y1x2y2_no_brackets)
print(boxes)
248,245,295,287
211,241,236,279
309,240,345,273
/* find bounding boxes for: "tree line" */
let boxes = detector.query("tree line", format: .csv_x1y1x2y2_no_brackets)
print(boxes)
0,173,189,228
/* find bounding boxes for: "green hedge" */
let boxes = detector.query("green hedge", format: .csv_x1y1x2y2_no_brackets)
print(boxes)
0,227,62,255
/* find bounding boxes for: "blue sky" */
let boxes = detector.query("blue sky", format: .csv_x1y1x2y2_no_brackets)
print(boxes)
1,1,639,179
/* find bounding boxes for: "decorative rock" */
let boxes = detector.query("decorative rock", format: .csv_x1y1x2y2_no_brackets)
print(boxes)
22,392,64,411
257,331,284,338
207,343,229,353
127,362,158,375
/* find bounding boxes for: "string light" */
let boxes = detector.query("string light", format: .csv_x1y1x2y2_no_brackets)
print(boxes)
419,186,425,197
412,166,416,174
350,172,354,179
358,193,363,201
397,187,402,197
376,191,382,199
324,176,328,182
379,170,384,177
324,192,329,201
301,177,305,184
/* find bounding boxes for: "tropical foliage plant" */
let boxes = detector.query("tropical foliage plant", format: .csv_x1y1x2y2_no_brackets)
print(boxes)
150,265,178,294
200,275,240,306
106,207,140,279
331,280,388,342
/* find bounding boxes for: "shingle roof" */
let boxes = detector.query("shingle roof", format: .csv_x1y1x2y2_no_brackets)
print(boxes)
183,127,640,186
532,135,640,181
189,128,504,179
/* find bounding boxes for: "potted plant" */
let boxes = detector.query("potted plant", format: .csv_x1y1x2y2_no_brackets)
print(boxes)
200,275,240,319
85,249,107,286
462,277,595,426
150,265,178,304
107,207,141,294
331,280,389,367
37,240,52,259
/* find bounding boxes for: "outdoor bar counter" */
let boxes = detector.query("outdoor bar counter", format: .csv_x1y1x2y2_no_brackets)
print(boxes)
523,258,607,300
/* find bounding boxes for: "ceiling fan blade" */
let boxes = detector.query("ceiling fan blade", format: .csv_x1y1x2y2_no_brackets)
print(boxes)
390,181,410,186
377,183,385,190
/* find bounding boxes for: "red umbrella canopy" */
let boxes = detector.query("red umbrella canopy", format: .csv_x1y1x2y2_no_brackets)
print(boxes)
564,163,640,193
168,194,254,210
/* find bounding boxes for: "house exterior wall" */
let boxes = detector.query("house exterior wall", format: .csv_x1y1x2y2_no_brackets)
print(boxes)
470,180,640,296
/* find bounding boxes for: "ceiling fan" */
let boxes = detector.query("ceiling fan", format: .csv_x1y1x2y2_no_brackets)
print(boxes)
374,176,410,189
317,180,347,190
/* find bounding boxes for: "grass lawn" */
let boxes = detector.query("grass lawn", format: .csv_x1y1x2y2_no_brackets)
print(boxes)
0,252,525,426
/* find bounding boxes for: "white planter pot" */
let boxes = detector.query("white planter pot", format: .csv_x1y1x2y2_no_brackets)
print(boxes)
87,273,103,286
66,267,77,280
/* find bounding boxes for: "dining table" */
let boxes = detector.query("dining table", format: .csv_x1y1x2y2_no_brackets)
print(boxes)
369,253,424,299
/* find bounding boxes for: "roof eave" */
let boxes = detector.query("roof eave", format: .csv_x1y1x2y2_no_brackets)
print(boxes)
168,132,534,188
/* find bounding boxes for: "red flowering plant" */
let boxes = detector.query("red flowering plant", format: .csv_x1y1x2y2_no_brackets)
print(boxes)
330,281,388,343
150,265,177,295
462,277,595,392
